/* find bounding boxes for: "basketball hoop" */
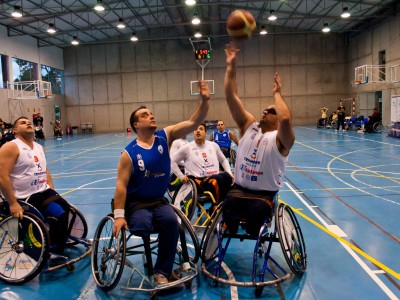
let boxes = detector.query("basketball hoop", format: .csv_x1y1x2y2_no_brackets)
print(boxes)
351,80,361,88
45,94,55,99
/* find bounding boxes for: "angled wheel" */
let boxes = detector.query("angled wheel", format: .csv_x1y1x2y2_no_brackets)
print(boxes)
91,214,126,291
200,206,223,262
167,173,182,200
276,203,307,277
373,122,383,133
172,179,197,220
66,205,88,246
229,149,236,168
171,205,200,264
0,212,50,284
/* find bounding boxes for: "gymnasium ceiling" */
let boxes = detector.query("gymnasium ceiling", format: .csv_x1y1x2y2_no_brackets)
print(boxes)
0,0,398,48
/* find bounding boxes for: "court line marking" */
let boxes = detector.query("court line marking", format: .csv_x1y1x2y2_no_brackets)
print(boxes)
285,182,399,299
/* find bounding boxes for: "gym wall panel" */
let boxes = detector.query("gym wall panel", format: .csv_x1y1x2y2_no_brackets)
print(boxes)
91,45,106,74
306,35,322,64
77,47,92,75
212,68,225,98
181,69,201,99
93,104,109,132
107,74,122,104
242,98,262,120
152,72,168,101
166,70,183,101
306,65,323,95
65,106,80,128
168,101,184,124
120,43,137,72
151,41,167,70
321,64,339,95
372,30,381,65
106,44,121,73
259,36,275,66
79,105,94,124
275,35,291,66
153,102,169,124
259,66,277,98
135,43,151,71
122,73,138,103
64,47,77,75
123,103,137,128
136,72,153,103
78,76,94,105
291,35,306,65
290,65,307,95
243,38,260,67
244,67,260,98
65,76,79,106
108,104,125,131
93,75,108,105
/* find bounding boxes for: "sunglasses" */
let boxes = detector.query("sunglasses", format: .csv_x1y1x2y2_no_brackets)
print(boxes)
263,108,277,115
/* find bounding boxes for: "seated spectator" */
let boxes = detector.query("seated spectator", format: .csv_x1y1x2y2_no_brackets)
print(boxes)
53,119,63,138
364,108,380,133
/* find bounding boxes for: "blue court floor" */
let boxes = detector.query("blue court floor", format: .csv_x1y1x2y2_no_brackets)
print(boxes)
1,126,399,300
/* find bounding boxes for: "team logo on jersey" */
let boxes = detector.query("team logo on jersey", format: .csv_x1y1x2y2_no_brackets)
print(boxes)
34,156,39,162
202,152,209,165
158,145,163,155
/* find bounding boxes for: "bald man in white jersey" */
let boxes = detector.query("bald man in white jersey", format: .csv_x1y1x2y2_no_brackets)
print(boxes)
223,43,295,236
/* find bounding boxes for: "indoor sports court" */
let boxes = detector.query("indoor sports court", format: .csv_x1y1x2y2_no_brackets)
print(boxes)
0,1,399,299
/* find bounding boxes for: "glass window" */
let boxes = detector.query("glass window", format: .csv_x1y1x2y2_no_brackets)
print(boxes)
12,57,37,82
41,65,64,95
0,54,9,89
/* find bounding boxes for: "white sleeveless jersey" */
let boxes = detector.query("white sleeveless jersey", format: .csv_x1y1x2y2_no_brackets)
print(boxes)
235,123,288,191
11,138,50,198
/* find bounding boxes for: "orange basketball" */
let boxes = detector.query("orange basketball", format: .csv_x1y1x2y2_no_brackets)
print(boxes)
226,9,256,39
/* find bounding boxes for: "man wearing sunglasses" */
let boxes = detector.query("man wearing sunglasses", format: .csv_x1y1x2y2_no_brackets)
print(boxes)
221,43,295,236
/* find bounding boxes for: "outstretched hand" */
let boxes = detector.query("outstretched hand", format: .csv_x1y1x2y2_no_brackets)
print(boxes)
225,42,240,65
273,72,282,95
198,80,210,102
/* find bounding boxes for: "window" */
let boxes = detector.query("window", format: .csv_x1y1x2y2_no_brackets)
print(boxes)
41,65,64,95
12,57,37,82
379,50,386,81
0,54,9,89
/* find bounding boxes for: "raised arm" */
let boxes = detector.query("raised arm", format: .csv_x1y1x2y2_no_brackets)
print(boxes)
224,43,256,137
274,72,295,156
165,81,210,146
229,130,239,145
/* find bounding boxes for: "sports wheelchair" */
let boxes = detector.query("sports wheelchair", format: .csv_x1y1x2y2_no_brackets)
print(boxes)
201,200,307,297
91,201,200,298
0,196,92,284
171,178,218,233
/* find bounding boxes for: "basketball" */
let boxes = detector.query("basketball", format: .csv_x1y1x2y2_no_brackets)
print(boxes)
226,9,256,39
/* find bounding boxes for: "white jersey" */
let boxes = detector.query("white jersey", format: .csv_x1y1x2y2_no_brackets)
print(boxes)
170,138,189,166
171,140,233,179
235,123,288,191
11,138,50,198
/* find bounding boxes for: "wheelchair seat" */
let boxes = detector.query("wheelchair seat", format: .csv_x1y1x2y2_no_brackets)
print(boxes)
0,197,92,284
201,201,307,297
91,202,200,297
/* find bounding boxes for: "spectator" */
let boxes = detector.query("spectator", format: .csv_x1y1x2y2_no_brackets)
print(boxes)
336,101,346,132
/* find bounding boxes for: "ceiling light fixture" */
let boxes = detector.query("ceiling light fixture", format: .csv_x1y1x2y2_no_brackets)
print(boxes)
194,29,202,38
341,7,351,18
47,23,56,34
185,0,196,6
130,32,138,42
117,18,126,29
268,10,277,21
260,26,267,35
11,5,23,18
94,0,105,12
71,36,79,45
322,23,330,33
192,13,200,25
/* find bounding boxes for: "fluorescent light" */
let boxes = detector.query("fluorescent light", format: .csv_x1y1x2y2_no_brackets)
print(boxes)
341,7,351,18
194,30,202,38
47,23,56,34
94,0,105,12
192,13,200,25
268,10,277,21
130,32,138,42
322,23,330,33
11,5,22,18
71,36,79,45
260,26,267,35
117,18,126,29
185,0,196,5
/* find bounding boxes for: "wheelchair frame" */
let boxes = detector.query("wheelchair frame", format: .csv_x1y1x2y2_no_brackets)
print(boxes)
91,203,200,297
0,198,92,284
200,202,307,297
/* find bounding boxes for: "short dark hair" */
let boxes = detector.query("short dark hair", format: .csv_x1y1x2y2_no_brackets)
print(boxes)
198,123,207,132
13,117,29,129
130,106,147,133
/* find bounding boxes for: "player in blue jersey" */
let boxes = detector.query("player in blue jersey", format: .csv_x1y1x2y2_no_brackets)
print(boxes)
112,81,210,285
209,120,239,159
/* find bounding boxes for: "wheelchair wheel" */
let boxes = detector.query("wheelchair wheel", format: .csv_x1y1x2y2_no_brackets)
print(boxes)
171,205,200,264
66,205,88,246
373,122,383,133
0,212,50,284
172,179,197,220
229,149,236,168
167,173,182,200
276,203,307,277
200,206,223,262
91,214,126,291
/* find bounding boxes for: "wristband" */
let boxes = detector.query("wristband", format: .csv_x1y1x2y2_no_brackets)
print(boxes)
114,209,125,219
